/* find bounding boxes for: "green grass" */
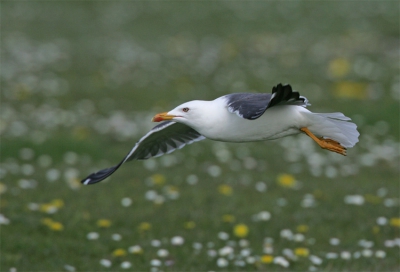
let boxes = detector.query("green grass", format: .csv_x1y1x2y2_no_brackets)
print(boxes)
1,1,399,271
1,130,399,271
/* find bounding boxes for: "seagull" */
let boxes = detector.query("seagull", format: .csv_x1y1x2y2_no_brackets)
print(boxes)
81,83,359,185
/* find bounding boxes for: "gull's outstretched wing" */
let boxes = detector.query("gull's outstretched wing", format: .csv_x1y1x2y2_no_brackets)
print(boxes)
81,121,205,185
225,83,310,120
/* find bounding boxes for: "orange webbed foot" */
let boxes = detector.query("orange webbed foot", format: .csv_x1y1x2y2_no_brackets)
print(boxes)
300,127,347,156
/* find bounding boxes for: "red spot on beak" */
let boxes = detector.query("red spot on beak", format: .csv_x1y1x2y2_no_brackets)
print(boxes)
152,112,175,122
152,115,164,122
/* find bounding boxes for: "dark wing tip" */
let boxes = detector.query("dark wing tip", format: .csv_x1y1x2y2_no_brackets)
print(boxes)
272,83,293,94
80,164,121,185
269,83,307,108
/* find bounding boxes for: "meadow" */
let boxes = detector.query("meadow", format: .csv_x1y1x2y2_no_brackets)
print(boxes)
1,2,399,271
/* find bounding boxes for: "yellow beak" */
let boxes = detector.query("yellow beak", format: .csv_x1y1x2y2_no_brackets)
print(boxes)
152,112,176,122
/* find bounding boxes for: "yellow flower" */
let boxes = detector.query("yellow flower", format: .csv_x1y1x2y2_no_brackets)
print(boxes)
233,224,249,238
333,81,368,100
313,189,324,199
222,214,235,223
14,84,31,100
97,219,112,228
364,194,381,204
41,217,54,225
277,174,297,188
218,184,233,196
82,211,91,220
66,177,81,190
39,204,58,214
296,225,309,233
295,247,310,257
138,222,152,232
390,218,400,228
151,174,166,185
328,58,351,78
50,199,64,208
372,226,380,234
184,221,196,229
112,248,127,257
129,245,143,254
260,255,274,263
41,218,63,231
165,185,179,193
165,186,179,199
72,126,90,140
48,221,64,231
0,182,7,194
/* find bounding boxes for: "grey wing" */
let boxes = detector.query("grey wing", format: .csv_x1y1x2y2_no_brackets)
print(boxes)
226,93,273,120
226,84,310,120
81,121,205,185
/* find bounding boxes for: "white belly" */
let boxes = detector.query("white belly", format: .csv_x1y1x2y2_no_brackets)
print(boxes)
199,106,310,143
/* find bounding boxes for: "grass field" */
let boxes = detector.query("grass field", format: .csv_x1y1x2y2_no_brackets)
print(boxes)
1,2,399,271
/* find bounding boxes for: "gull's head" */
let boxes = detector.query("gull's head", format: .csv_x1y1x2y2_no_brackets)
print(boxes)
152,98,227,138
152,101,205,125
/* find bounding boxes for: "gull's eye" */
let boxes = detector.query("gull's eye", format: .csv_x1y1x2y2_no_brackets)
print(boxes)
182,107,190,112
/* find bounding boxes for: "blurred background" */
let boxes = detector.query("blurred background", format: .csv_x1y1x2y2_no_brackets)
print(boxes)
1,1,399,271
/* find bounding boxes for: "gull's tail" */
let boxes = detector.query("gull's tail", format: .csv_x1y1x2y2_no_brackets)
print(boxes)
307,112,360,148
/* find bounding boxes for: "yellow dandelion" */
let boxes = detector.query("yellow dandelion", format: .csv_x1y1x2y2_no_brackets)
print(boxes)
333,81,368,100
82,211,91,220
97,219,112,228
49,221,64,231
296,225,309,233
260,255,274,264
72,126,90,140
313,189,324,199
295,247,310,257
112,248,127,257
222,214,235,223
66,177,81,190
165,186,179,199
328,57,351,78
138,222,152,232
184,221,196,229
390,218,400,228
372,226,380,234
277,174,297,188
129,245,143,254
233,223,249,238
166,185,179,193
0,182,7,194
364,194,381,204
41,217,54,226
50,199,64,208
14,84,31,100
151,174,166,185
0,199,7,208
39,203,58,214
218,184,233,196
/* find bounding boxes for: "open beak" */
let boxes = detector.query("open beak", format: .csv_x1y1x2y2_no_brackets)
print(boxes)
152,112,176,122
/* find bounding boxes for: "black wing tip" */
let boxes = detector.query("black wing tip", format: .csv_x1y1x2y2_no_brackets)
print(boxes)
269,83,308,108
81,176,102,185
272,83,292,93
80,173,105,185
80,164,121,185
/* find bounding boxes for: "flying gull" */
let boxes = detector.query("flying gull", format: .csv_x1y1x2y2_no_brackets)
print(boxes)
81,84,359,185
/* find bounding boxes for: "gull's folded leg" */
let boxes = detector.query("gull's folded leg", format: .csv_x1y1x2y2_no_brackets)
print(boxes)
300,127,347,156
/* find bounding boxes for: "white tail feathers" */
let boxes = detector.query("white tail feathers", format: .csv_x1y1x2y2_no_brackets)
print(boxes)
308,112,360,148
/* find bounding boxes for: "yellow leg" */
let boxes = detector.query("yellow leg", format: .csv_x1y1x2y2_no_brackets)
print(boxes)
300,127,347,156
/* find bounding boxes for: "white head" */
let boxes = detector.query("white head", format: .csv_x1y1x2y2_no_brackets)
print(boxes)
152,100,203,123
152,100,224,132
